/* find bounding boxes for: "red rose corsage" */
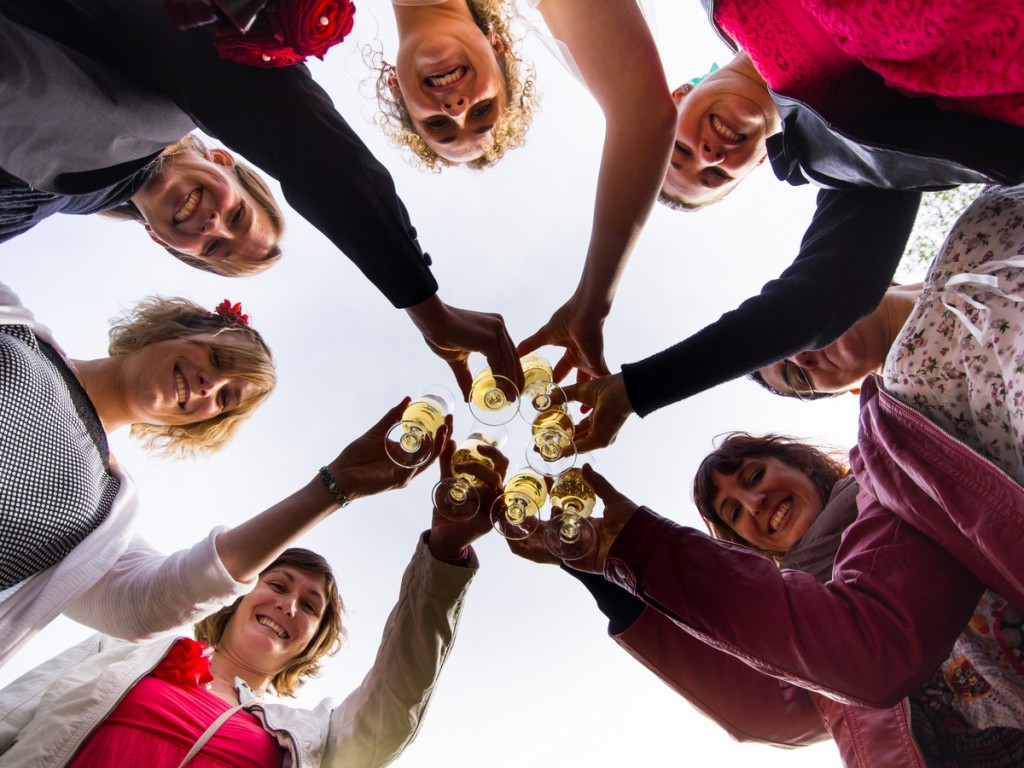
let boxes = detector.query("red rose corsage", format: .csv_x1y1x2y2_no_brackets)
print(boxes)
165,0,355,68
153,638,215,688
214,299,251,326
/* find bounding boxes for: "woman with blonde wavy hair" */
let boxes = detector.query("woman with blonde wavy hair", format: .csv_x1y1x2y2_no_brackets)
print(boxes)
377,0,678,385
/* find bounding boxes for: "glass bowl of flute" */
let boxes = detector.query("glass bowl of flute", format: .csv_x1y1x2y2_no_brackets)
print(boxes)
385,385,455,469
432,422,508,521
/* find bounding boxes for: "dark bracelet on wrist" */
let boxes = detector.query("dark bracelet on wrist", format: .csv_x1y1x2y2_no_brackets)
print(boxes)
318,466,350,508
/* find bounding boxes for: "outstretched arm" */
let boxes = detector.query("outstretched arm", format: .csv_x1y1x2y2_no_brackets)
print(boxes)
519,0,676,381
552,466,981,707
67,400,448,639
621,188,922,415
322,441,505,766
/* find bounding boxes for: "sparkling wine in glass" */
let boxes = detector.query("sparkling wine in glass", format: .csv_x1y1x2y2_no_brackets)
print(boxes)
384,385,455,469
490,464,547,540
544,464,598,560
468,365,520,426
526,405,577,477
432,424,507,521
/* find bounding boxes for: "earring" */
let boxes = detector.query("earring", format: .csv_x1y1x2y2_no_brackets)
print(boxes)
682,83,694,94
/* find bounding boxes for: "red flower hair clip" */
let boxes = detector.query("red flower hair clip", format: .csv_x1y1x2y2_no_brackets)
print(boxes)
214,299,251,326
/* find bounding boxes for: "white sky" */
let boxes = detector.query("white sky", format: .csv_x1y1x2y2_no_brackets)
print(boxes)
0,2,922,765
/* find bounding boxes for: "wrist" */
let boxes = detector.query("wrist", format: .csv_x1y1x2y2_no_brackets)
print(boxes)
405,293,444,333
318,465,355,508
427,529,471,563
569,285,613,323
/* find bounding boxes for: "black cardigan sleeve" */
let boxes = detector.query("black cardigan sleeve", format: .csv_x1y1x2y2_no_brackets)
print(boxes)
0,0,437,309
621,187,921,416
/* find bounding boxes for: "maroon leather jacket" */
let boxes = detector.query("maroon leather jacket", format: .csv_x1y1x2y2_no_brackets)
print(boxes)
604,375,1023,766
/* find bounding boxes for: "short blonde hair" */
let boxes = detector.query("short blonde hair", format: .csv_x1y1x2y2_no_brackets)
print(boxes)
371,0,540,172
103,134,285,276
108,296,276,458
194,549,345,698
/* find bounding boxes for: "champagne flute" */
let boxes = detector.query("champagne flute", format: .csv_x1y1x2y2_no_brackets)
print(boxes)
526,404,577,477
518,352,564,423
490,463,547,540
468,364,520,426
432,423,508,521
384,385,455,469
544,461,598,561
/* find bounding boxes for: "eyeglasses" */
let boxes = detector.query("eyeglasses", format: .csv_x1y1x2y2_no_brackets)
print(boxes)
781,360,816,401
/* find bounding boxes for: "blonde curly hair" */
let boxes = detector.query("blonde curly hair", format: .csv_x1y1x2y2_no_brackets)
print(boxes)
371,0,540,171
107,296,276,458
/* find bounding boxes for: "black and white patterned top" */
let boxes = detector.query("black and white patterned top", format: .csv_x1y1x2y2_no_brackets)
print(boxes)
0,322,119,589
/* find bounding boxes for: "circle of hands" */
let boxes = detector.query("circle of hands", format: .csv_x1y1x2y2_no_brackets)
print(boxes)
504,464,639,574
328,398,637,570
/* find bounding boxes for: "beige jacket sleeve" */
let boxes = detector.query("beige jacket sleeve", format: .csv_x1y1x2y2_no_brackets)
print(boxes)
320,533,476,767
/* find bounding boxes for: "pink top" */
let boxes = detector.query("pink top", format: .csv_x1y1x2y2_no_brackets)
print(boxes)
69,641,285,768
715,0,1024,127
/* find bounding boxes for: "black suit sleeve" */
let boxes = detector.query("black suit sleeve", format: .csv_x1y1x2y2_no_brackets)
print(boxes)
1,0,437,308
621,187,921,415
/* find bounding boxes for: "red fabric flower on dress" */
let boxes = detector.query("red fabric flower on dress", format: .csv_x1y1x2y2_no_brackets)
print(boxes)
214,299,251,326
279,0,356,58
153,638,215,688
203,0,356,68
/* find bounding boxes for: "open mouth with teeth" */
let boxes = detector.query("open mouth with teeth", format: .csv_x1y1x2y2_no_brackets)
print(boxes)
174,366,189,410
710,114,745,143
257,615,289,639
425,65,467,89
768,499,792,534
173,188,202,224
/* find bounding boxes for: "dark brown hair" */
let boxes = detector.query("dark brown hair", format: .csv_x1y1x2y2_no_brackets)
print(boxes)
692,432,848,554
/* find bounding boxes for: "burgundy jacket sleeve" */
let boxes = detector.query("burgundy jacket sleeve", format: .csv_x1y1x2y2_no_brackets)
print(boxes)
603,506,982,708
615,605,829,746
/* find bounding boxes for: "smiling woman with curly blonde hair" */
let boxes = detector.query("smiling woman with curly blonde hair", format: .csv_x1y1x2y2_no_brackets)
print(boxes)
374,0,539,171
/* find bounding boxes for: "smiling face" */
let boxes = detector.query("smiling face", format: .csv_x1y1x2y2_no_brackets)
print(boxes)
711,457,823,554
132,148,277,267
219,566,327,676
757,312,888,398
662,66,779,208
117,332,262,427
394,22,509,163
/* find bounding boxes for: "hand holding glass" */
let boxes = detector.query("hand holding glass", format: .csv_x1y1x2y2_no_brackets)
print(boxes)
544,464,598,560
432,424,507,521
527,405,577,477
490,463,547,540
385,385,455,469
469,364,520,426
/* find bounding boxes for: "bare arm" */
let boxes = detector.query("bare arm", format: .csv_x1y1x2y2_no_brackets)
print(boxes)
520,0,676,380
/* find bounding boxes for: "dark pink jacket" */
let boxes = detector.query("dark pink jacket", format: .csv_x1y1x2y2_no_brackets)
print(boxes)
605,375,1022,766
